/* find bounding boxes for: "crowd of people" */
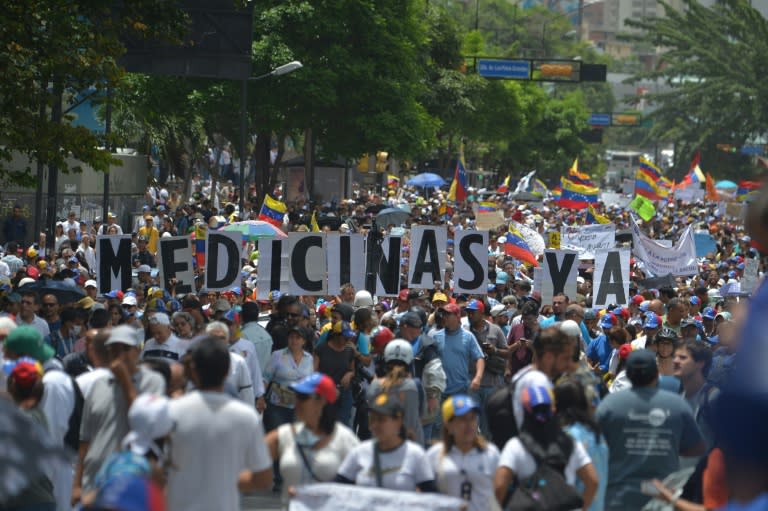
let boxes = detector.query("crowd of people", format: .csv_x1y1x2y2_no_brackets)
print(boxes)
0,172,767,511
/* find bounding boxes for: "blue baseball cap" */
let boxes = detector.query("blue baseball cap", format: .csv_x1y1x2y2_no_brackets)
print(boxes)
495,272,509,285
465,299,485,313
736,263,745,271
702,307,717,320
600,313,616,329
521,385,554,421
487,284,497,293
639,300,650,312
290,372,337,403
643,313,661,330
689,296,701,306
441,394,480,423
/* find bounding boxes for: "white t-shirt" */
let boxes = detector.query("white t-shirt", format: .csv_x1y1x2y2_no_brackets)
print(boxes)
512,367,552,430
337,439,434,491
141,334,190,362
277,422,359,502
499,436,591,486
230,338,264,397
426,443,500,511
166,391,271,511
228,351,255,405
75,367,111,398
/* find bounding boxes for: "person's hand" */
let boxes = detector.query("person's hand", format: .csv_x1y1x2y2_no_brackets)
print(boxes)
287,485,298,498
110,358,131,386
340,372,353,388
427,397,438,413
470,377,481,391
256,396,266,414
71,485,81,506
651,479,676,503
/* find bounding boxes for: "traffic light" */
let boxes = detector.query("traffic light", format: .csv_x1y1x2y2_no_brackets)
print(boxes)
357,154,369,172
375,151,388,173
539,63,574,78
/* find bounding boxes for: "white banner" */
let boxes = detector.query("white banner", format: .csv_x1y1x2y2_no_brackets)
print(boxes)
326,234,366,296
453,230,488,294
375,236,402,297
158,236,195,295
290,483,465,511
256,238,289,300
96,235,132,294
742,258,760,294
204,231,243,292
288,233,327,296
593,249,631,309
541,250,579,305
408,226,447,289
630,216,698,276
561,223,616,260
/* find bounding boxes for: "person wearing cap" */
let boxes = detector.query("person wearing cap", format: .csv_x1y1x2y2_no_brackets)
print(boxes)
680,317,700,342
494,385,598,508
74,325,166,501
653,327,679,386
586,312,617,374
132,236,156,268
264,372,360,503
597,349,705,510
84,279,98,300
433,302,485,399
489,303,511,337
165,335,272,511
631,312,662,350
427,395,500,511
700,306,717,338
202,321,259,406
266,295,303,352
81,392,176,506
137,215,159,256
335,391,437,492
465,298,508,438
141,312,190,363
4,357,57,510
380,288,411,324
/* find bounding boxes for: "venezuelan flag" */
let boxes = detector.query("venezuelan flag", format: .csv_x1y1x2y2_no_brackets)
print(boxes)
504,227,539,267
551,184,562,200
497,175,510,193
448,148,468,202
194,223,207,268
478,201,497,213
387,175,400,188
567,159,596,187
736,180,762,201
586,205,610,225
557,177,598,209
635,157,669,201
258,195,287,227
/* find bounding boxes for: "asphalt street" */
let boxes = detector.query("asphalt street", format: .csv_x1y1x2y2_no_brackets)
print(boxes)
242,490,283,511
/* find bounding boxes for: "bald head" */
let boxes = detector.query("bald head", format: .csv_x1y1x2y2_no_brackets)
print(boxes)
648,299,665,315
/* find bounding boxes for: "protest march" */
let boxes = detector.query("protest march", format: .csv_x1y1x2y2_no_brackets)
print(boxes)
1,155,767,511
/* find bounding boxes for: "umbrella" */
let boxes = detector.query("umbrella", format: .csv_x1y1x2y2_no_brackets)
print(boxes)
219,220,287,241
0,399,72,502
18,279,85,304
406,172,446,188
376,207,411,227
509,191,541,201
715,180,737,189
317,215,342,231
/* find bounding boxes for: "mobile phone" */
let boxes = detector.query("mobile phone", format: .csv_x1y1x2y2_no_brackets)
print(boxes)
640,480,660,497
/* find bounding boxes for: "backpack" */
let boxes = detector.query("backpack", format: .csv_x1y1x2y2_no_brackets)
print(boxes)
63,374,85,451
505,432,583,511
485,366,534,449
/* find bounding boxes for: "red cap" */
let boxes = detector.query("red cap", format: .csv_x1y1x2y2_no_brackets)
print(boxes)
398,289,410,301
619,343,633,360
26,266,40,279
371,326,395,353
290,372,338,404
10,360,43,389
441,303,461,315
631,295,644,306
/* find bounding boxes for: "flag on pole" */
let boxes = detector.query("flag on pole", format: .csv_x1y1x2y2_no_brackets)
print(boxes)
194,222,207,268
310,211,320,232
629,194,656,221
705,173,718,201
258,195,287,227
557,176,598,209
586,204,610,224
478,201,497,213
567,159,596,187
736,180,762,201
387,175,400,188
514,170,536,194
447,146,468,203
497,175,510,193
635,157,670,201
504,226,539,266
532,179,549,196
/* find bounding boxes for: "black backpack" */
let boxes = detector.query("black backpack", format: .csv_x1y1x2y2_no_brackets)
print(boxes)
486,383,519,449
61,372,84,451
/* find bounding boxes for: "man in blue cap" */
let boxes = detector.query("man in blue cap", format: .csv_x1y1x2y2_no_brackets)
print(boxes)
586,312,616,374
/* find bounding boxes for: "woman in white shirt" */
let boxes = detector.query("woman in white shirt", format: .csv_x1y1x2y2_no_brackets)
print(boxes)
335,391,437,492
494,385,599,510
427,394,500,511
265,372,358,508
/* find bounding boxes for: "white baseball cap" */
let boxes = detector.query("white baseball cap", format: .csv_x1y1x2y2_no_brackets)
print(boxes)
137,265,151,273
122,295,138,307
105,324,141,347
84,279,97,289
122,393,175,457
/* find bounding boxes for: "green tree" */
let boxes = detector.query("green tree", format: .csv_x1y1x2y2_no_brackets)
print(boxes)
624,0,768,179
0,1,185,186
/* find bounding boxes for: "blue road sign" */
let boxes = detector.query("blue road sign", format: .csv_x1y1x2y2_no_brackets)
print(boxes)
478,59,531,80
588,113,611,127
740,145,765,156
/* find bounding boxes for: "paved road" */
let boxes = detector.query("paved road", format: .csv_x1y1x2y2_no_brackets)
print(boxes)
243,490,282,511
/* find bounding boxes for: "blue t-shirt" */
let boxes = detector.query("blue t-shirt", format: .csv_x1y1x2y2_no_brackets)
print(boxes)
567,422,609,511
587,334,611,372
596,386,703,511
433,328,484,395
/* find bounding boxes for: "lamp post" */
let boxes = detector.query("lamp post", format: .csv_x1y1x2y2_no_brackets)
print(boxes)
238,60,303,218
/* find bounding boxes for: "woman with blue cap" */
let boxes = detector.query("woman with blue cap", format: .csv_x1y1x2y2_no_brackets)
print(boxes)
426,394,499,511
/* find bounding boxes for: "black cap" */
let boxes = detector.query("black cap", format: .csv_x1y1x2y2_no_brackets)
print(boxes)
369,392,404,417
400,311,423,329
626,349,658,380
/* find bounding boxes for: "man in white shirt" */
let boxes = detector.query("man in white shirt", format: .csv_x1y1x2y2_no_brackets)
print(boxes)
167,338,271,511
240,302,272,374
97,213,123,235
141,312,190,362
16,291,51,340
204,321,258,406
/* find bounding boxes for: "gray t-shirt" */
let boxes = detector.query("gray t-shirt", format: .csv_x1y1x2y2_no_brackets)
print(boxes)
468,321,507,387
367,378,424,447
79,366,165,491
596,386,703,511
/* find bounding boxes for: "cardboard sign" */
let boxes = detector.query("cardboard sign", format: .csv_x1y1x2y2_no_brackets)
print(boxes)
593,249,630,309
97,235,132,294
374,236,402,297
453,230,489,294
291,483,465,511
548,231,561,249
256,238,289,300
288,233,327,296
204,231,243,292
630,216,698,276
474,210,506,230
326,234,366,296
158,236,195,295
561,223,616,260
540,250,579,305
532,267,543,293
408,226,447,289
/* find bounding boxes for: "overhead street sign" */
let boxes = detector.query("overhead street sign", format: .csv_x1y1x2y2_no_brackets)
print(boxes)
588,113,611,127
478,59,531,80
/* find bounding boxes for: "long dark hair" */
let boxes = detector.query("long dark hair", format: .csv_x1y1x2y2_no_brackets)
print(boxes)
318,401,336,435
555,379,602,444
